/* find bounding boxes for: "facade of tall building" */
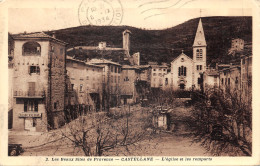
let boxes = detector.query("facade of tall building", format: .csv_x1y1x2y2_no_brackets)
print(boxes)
11,32,67,131
87,59,122,108
66,57,104,113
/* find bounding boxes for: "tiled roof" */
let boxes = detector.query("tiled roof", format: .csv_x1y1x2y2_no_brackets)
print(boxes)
12,32,67,45
66,56,103,68
87,58,121,66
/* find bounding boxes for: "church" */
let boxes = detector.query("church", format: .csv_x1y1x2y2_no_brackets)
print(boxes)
164,18,207,90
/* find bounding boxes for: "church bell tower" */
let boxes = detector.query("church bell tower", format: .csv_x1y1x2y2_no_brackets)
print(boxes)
193,18,207,89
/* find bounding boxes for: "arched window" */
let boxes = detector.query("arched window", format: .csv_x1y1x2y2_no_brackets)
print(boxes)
23,42,41,55
178,66,187,76
196,49,203,60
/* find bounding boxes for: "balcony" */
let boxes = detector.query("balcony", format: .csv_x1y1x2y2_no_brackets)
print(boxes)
13,91,45,98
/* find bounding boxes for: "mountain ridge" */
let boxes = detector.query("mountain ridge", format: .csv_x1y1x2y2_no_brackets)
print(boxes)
43,16,252,65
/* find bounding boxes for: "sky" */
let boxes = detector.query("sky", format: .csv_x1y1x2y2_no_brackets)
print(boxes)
7,0,252,34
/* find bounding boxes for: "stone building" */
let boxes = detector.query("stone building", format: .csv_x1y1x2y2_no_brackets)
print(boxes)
240,54,252,104
65,56,104,114
87,59,122,109
120,65,151,104
230,38,244,52
167,18,207,90
219,65,241,94
10,32,67,132
203,69,219,92
150,62,168,88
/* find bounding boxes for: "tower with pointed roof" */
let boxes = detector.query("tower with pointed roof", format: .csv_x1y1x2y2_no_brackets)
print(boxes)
193,18,207,88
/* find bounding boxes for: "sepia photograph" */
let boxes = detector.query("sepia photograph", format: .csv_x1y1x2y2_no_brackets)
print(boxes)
1,0,259,165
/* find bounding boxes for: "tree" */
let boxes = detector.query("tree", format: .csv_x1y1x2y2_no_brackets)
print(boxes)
191,86,252,156
25,105,153,156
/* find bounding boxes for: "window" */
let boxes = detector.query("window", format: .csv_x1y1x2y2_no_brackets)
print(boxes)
22,42,41,55
29,66,40,74
178,66,187,76
235,77,239,84
165,78,168,85
111,76,113,83
80,84,83,92
110,66,113,72
196,49,203,60
228,78,230,85
33,118,37,127
54,102,57,109
197,65,202,71
153,73,156,76
221,78,224,85
115,67,117,73
71,84,74,90
92,69,95,71
159,73,162,76
115,76,117,83
153,69,156,71
124,77,129,81
181,58,184,62
118,76,120,83
198,78,201,84
24,99,38,112
86,76,89,80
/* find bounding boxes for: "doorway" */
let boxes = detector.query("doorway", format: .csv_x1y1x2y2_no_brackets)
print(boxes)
179,83,185,90
24,118,36,131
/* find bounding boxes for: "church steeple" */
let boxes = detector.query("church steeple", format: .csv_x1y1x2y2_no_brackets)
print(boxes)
193,18,206,47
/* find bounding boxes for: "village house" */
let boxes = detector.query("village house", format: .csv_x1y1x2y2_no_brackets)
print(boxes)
202,68,219,92
219,65,241,94
149,62,168,88
65,56,104,116
10,32,67,132
120,65,151,104
87,59,122,108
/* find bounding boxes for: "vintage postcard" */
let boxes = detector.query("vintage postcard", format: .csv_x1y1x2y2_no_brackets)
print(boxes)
0,0,259,165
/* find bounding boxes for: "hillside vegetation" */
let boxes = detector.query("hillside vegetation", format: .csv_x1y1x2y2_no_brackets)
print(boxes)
45,16,252,65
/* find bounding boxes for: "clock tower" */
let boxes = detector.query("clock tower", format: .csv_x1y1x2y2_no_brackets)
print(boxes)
193,18,207,89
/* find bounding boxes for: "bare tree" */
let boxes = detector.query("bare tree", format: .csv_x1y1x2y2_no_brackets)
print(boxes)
191,86,252,156
24,105,153,156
